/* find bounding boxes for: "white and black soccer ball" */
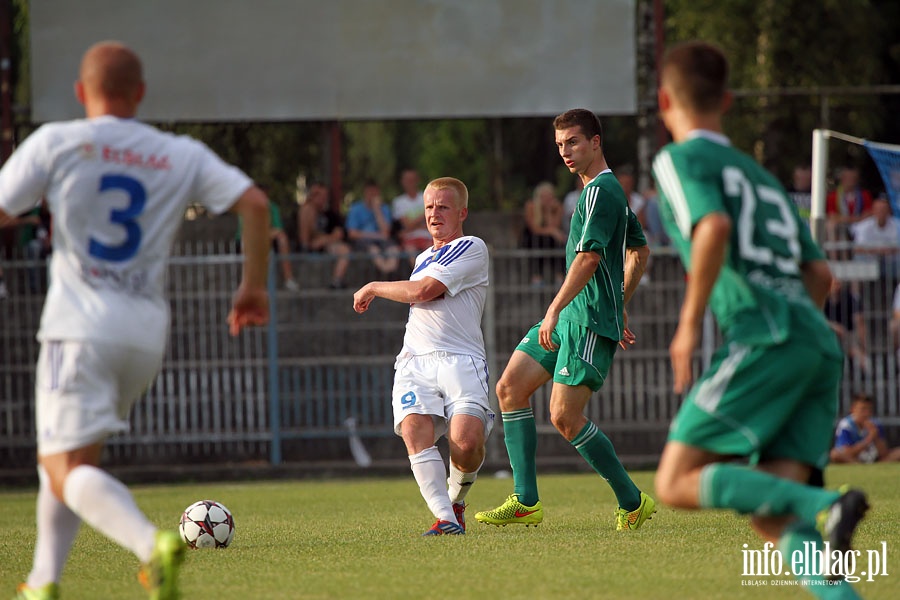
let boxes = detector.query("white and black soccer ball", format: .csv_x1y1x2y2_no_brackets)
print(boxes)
178,500,235,549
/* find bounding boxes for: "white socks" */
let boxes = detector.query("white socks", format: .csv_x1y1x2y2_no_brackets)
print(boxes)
26,467,82,588
448,460,481,504
62,465,157,563
409,447,456,524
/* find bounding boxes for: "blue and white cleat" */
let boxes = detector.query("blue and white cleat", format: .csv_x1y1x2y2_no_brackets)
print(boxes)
422,519,465,536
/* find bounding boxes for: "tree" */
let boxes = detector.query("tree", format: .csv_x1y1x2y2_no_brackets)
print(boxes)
664,0,898,184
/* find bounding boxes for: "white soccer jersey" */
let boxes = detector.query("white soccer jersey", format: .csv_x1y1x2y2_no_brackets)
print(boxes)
0,116,252,349
399,235,489,360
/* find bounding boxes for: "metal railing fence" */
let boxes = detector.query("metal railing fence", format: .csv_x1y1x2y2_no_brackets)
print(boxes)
1,243,898,476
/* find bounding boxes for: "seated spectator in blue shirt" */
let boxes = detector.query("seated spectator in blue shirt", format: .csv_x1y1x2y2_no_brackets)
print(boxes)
830,393,900,463
346,179,400,275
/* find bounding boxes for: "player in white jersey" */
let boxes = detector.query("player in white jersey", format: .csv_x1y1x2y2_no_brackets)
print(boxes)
0,42,271,600
353,177,493,536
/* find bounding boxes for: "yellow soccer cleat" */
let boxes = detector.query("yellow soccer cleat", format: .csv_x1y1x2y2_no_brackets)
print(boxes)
138,530,186,600
615,492,657,531
14,583,59,600
474,494,543,527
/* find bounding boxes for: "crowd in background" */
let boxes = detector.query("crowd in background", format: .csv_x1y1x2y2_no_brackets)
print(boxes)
1,160,899,460
1,163,897,299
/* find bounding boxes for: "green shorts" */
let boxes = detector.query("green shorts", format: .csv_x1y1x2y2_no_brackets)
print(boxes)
669,337,842,470
515,319,617,391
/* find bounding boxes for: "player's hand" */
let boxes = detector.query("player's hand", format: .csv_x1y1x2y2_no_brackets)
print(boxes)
353,284,375,314
227,284,269,336
539,312,559,351
670,321,700,394
619,327,636,350
619,309,636,350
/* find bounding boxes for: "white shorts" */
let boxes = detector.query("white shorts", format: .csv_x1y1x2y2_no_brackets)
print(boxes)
35,340,164,455
391,352,494,441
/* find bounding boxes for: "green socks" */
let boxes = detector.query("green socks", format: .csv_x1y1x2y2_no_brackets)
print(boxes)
571,421,641,511
503,414,642,511
700,463,840,523
502,409,540,506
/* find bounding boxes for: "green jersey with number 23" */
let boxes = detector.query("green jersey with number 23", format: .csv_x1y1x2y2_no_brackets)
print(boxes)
652,131,838,355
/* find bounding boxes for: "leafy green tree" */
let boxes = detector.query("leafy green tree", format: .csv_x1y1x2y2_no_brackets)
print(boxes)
664,0,896,181
342,121,397,199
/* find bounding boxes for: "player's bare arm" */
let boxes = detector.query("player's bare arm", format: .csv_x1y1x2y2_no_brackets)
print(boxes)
624,245,650,304
227,185,271,336
538,250,600,351
353,276,448,314
617,245,649,351
670,212,731,393
800,259,833,309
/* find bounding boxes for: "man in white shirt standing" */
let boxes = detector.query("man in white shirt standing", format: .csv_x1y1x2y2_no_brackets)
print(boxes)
354,177,492,535
392,168,433,265
0,41,271,600
850,195,900,278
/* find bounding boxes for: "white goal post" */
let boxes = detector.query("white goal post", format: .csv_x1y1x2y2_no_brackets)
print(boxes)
811,128,900,244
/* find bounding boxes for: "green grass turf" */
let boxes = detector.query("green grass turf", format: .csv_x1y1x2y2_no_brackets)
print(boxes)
1,465,897,599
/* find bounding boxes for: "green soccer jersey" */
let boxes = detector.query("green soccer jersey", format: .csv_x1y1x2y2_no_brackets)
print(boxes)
652,130,837,353
560,170,647,341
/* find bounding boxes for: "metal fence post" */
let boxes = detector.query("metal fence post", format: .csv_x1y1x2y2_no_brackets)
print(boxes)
267,260,282,465
484,247,502,462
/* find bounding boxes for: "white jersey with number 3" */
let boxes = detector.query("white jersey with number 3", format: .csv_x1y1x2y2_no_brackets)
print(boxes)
0,116,252,350
399,235,489,360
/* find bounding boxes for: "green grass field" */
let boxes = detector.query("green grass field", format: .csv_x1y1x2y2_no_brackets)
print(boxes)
1,465,897,599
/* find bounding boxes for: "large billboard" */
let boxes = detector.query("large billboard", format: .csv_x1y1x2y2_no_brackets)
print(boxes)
30,0,636,122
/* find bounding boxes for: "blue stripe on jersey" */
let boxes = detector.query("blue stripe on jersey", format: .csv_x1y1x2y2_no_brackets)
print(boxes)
652,150,692,239
437,239,474,266
411,245,450,275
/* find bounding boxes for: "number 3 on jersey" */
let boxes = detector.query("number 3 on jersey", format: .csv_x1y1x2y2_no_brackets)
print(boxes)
88,174,146,262
723,166,801,275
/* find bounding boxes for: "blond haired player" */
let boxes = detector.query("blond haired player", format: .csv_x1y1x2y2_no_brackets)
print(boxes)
354,177,492,535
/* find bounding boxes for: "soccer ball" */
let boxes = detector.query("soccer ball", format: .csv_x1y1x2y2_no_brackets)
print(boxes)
178,500,235,549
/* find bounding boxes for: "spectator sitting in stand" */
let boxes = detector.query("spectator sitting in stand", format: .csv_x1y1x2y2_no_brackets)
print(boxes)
297,182,350,289
237,190,298,292
850,195,900,279
391,168,432,265
831,392,900,463
825,166,873,258
638,182,670,247
347,179,400,276
562,176,584,235
520,181,566,286
616,164,647,230
786,163,812,228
